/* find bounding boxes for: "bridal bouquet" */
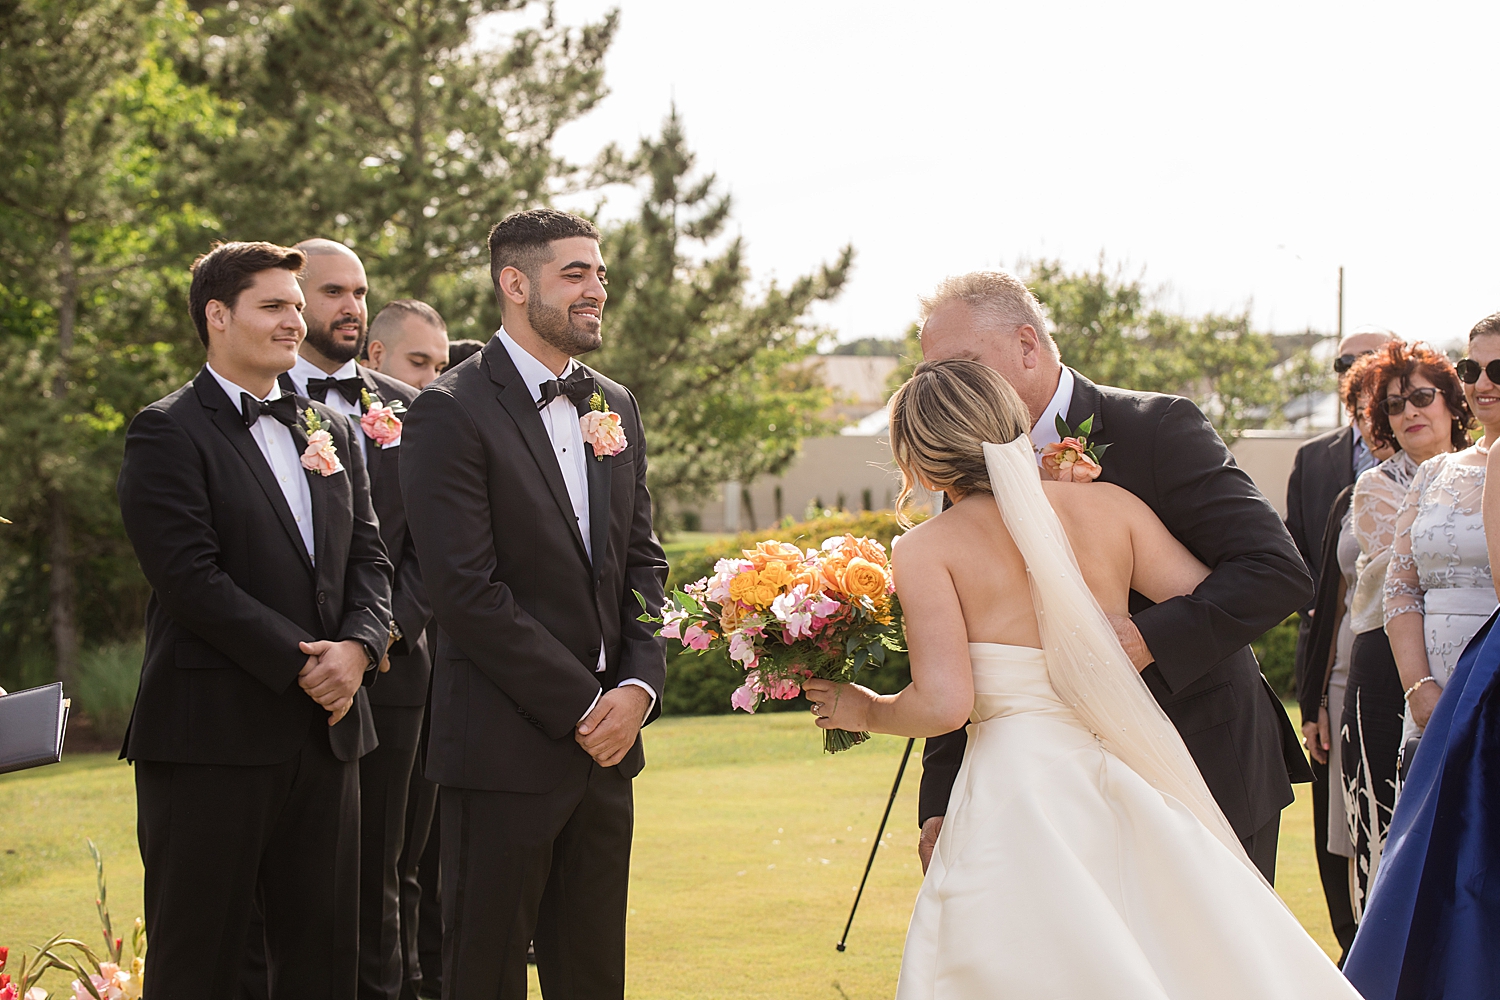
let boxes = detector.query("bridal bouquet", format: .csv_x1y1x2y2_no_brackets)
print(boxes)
647,534,903,752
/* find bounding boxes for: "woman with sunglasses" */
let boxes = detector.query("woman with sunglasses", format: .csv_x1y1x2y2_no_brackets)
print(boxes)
1334,343,1460,921
1344,315,1500,1000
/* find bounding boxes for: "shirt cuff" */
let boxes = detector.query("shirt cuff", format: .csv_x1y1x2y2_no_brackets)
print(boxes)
617,677,658,718
577,688,603,726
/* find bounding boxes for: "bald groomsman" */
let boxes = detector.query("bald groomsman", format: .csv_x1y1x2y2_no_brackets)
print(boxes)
367,300,451,391
279,239,437,1000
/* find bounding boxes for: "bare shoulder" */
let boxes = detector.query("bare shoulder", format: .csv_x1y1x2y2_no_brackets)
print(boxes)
1040,479,1149,522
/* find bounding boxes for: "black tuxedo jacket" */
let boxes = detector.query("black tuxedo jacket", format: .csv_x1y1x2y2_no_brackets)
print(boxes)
279,366,432,706
1286,424,1356,606
920,370,1315,839
399,338,669,794
116,367,392,765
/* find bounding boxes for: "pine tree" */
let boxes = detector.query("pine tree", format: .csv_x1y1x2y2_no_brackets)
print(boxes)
588,109,854,521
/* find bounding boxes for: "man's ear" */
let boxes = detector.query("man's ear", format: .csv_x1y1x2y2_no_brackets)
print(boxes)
205,299,231,339
1016,324,1041,371
495,265,529,314
366,338,386,371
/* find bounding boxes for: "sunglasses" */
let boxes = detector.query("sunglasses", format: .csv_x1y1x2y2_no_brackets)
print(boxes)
1455,358,1500,385
1334,350,1375,374
1380,387,1440,416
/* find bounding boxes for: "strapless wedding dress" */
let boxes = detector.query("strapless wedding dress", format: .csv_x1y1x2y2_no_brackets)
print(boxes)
893,439,1360,999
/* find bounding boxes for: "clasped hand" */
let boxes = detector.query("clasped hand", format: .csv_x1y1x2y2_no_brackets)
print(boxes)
298,639,369,726
802,678,876,732
575,686,652,767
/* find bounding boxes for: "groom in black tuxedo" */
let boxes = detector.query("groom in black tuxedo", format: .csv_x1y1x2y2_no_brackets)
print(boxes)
117,241,393,997
400,209,668,999
916,271,1314,882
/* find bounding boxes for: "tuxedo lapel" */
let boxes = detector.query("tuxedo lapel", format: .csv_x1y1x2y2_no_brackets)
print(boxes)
195,370,314,575
288,420,332,575
357,369,383,483
484,340,591,563
1066,367,1106,440
579,373,612,585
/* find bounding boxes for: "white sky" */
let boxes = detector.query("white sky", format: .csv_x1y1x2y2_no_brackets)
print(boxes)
534,0,1500,346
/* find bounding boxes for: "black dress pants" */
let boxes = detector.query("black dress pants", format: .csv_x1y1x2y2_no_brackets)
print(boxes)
441,762,633,1000
1241,812,1281,885
135,722,360,1000
398,760,441,1000
360,705,424,1000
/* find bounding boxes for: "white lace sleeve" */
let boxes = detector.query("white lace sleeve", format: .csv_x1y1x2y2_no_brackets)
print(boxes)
1352,471,1403,561
1383,466,1429,624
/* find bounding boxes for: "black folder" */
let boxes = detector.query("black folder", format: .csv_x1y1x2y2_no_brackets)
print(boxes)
0,681,69,775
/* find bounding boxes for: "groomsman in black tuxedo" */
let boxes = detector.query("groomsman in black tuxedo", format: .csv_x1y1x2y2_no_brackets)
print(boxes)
117,241,392,998
401,209,668,999
277,239,439,1000
915,271,1314,883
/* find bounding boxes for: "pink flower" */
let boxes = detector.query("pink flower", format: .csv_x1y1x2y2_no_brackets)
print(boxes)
682,623,714,651
760,674,802,701
1041,437,1102,483
580,409,628,459
0,985,14,1000
810,594,842,620
730,681,760,713
770,584,815,639
300,428,343,477
728,630,759,665
659,609,687,641
360,405,403,446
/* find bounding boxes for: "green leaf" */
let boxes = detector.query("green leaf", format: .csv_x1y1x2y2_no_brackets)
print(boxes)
1092,441,1111,461
1054,413,1071,439
1077,414,1093,437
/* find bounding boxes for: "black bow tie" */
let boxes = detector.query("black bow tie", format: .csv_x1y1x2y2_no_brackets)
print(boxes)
536,369,596,411
241,393,300,430
306,375,366,407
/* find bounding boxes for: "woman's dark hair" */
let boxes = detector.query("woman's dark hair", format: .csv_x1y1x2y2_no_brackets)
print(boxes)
1364,341,1473,452
1469,311,1500,343
446,338,485,367
188,241,305,348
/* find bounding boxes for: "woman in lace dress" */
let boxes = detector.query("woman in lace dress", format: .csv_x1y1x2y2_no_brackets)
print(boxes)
1382,338,1493,754
1342,315,1500,1000
1338,344,1462,918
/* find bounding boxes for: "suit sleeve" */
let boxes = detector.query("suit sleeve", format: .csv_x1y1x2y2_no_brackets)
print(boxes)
1131,398,1314,696
614,388,669,723
400,386,602,740
389,527,431,657
116,407,311,693
330,412,393,672
919,728,967,825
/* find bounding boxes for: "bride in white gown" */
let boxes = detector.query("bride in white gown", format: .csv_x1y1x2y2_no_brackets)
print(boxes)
804,359,1361,999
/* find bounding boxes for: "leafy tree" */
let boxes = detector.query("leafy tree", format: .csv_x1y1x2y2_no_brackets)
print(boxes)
0,0,230,684
1023,258,1331,440
185,0,620,336
586,109,854,522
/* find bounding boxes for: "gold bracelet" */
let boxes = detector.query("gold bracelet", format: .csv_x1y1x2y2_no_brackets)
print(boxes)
1403,675,1437,702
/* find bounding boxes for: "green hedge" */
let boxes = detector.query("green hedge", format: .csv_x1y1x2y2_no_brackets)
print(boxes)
659,512,1305,714
660,510,922,717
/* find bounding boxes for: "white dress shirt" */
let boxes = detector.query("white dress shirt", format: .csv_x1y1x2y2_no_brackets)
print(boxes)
1026,366,1076,467
495,329,657,717
286,356,371,463
207,364,316,561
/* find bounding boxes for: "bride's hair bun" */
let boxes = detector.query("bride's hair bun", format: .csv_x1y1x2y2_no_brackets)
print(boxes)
889,359,1030,520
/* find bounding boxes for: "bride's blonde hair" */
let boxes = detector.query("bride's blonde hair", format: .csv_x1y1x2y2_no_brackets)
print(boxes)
889,359,1032,522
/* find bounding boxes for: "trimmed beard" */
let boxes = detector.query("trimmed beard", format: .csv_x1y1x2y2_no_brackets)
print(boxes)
528,295,602,357
305,312,367,365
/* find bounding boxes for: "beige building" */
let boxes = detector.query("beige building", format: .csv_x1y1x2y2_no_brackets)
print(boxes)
684,353,1317,531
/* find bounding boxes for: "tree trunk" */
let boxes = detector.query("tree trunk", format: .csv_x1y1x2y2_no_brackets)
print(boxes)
48,494,80,687
49,219,81,686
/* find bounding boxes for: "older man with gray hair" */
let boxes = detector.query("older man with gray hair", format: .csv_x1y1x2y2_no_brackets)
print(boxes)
915,270,1314,883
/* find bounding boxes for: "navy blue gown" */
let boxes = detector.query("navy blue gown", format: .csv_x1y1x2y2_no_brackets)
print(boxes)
1343,609,1500,1000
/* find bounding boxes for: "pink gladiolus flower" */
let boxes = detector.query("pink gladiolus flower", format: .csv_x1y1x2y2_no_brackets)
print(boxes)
730,681,760,713
300,428,343,476
682,623,713,651
360,405,403,446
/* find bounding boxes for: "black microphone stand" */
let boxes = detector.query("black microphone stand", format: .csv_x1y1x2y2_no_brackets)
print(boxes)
836,736,915,951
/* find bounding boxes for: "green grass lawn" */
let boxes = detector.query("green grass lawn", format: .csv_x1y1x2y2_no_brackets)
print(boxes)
0,712,1337,998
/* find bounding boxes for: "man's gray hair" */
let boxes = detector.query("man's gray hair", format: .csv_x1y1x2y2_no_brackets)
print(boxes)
919,271,1055,354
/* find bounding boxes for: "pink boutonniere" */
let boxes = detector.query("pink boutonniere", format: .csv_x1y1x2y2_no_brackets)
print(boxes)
580,391,627,461
300,408,345,477
1040,415,1108,484
358,388,404,447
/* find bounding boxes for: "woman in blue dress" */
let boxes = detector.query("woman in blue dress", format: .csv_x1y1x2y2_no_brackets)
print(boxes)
1343,317,1500,999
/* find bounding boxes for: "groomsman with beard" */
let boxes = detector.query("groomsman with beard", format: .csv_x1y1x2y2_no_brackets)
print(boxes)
401,209,668,999
117,241,392,998
915,271,1314,883
277,239,438,1000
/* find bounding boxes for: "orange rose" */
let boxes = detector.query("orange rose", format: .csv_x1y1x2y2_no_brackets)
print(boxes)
758,559,793,590
841,557,888,600
854,536,889,567
728,570,760,604
820,553,851,594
